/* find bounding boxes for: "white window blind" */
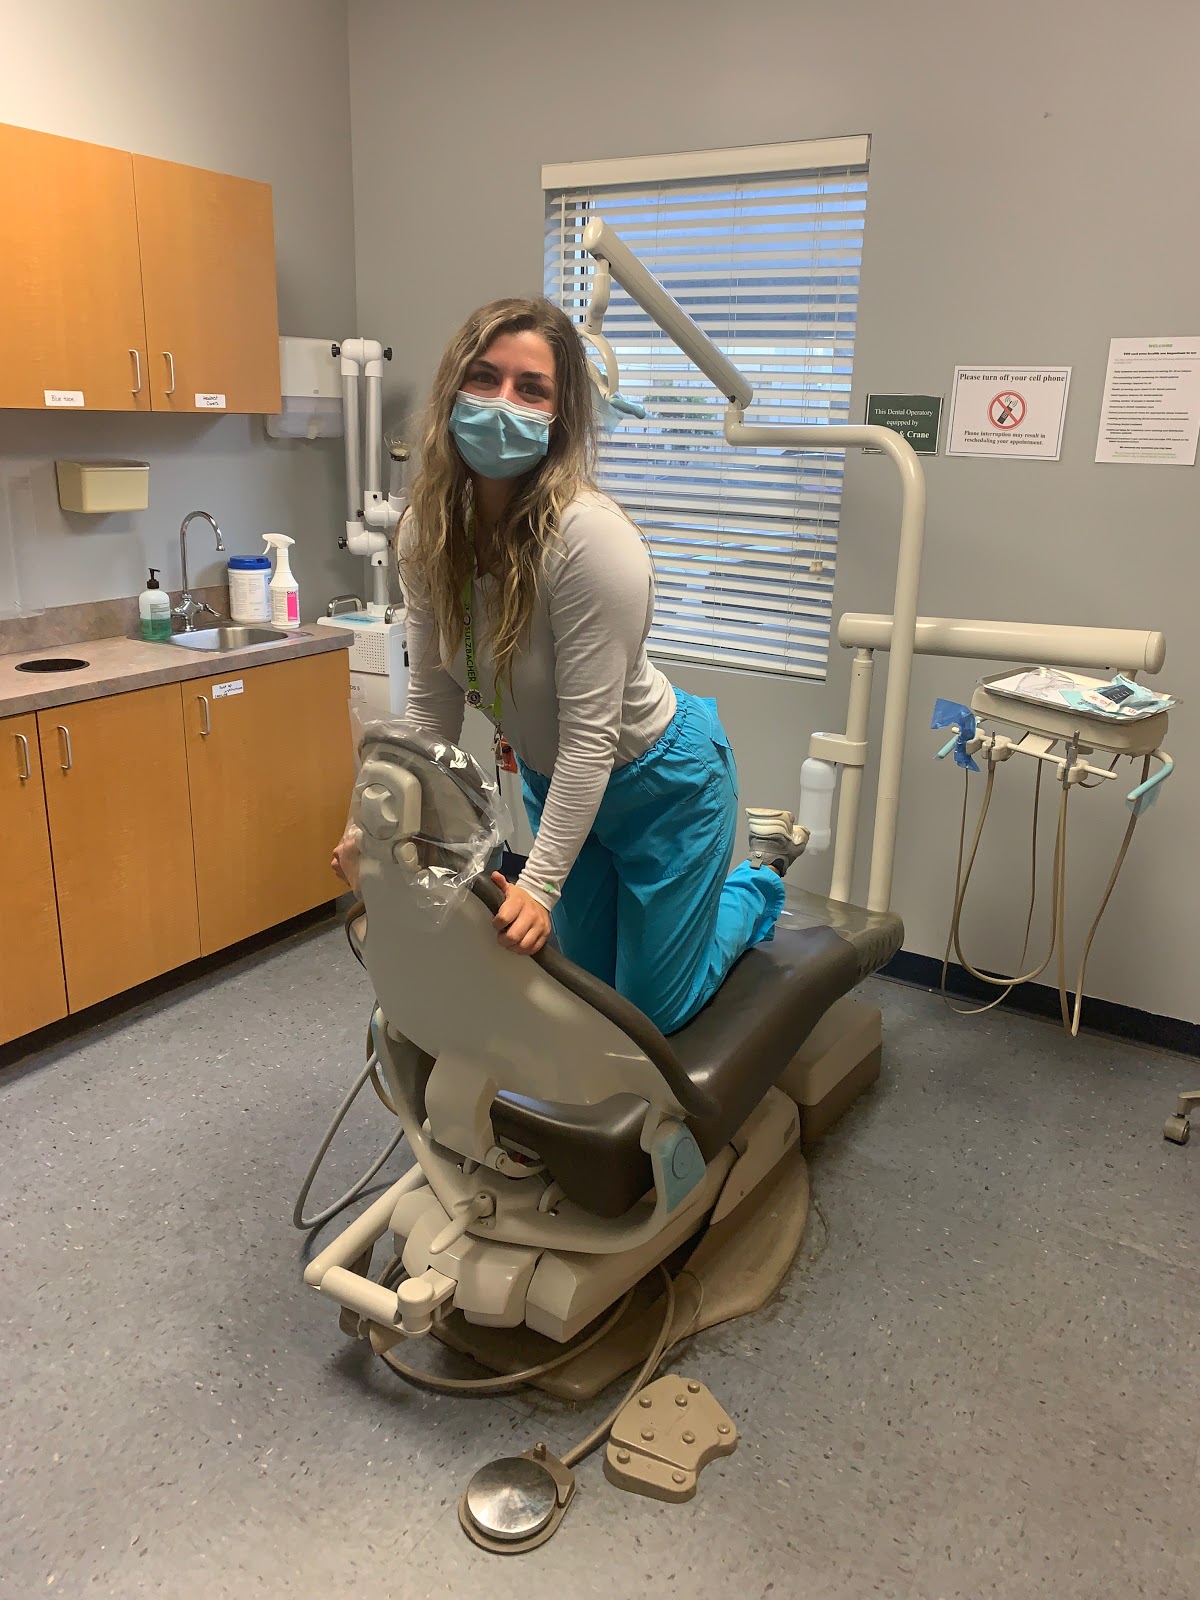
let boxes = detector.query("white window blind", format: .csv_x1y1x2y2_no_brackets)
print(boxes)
545,147,869,679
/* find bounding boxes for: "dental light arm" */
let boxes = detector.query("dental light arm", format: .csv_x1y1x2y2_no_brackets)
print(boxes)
583,216,926,914
582,219,753,409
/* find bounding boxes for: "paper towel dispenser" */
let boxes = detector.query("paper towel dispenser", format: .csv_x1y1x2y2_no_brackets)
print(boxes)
265,336,344,439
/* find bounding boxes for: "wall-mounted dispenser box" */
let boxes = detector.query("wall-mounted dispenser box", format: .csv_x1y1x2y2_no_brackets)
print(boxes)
55,460,150,513
264,336,343,439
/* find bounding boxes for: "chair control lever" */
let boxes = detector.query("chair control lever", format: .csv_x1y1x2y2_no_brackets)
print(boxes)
428,1191,494,1256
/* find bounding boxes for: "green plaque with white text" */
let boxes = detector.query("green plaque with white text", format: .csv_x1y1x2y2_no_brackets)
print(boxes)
865,393,943,454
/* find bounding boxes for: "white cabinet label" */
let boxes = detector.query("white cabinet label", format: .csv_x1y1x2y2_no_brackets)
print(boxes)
44,389,85,407
195,393,226,409
212,679,244,698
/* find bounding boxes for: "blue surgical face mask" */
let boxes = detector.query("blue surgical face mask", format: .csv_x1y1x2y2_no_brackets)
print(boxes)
449,391,553,479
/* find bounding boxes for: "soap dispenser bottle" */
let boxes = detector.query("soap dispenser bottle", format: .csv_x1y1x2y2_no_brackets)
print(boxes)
139,568,172,641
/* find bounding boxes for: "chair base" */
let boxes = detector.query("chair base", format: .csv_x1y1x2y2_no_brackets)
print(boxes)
433,1139,810,1400
430,999,883,1400
779,995,883,1145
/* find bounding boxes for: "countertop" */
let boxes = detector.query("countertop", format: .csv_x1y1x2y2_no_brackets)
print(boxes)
0,625,353,718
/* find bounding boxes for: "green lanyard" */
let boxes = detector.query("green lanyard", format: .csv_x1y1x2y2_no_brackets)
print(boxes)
461,528,501,727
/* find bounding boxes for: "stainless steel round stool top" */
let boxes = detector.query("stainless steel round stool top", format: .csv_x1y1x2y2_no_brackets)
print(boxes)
463,1456,558,1543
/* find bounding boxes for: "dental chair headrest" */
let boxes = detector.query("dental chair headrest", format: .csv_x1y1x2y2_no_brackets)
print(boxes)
355,718,504,862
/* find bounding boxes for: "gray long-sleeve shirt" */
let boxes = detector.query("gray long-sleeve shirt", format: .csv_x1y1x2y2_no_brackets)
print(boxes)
400,490,677,908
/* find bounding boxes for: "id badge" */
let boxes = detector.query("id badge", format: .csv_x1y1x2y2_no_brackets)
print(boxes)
495,733,518,774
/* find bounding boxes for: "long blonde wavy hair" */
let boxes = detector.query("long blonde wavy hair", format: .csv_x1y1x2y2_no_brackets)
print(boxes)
401,297,597,685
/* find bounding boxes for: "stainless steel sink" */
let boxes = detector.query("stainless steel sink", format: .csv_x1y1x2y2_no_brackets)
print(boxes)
139,625,294,652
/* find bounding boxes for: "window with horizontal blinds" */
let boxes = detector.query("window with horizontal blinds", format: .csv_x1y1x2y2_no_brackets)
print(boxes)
544,157,868,679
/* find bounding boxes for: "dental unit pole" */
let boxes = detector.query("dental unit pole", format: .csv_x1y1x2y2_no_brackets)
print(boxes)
582,218,925,914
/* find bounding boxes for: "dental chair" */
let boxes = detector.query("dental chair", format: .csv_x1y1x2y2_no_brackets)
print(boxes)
304,723,902,1392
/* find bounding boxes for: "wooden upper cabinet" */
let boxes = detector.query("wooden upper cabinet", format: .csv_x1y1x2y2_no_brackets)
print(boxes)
0,124,150,412
134,155,281,415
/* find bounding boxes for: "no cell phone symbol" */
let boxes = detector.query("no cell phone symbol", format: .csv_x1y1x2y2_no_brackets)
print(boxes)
989,390,1026,429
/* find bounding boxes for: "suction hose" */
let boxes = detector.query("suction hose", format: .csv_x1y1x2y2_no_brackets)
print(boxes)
292,902,405,1232
291,1038,405,1231
943,754,1148,1036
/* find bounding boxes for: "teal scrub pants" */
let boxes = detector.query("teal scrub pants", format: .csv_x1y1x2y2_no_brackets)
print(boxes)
519,689,786,1035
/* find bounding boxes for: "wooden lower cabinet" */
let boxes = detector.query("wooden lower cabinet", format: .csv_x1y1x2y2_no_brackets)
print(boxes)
2,649,352,1045
183,650,353,954
38,685,201,1013
0,714,68,1043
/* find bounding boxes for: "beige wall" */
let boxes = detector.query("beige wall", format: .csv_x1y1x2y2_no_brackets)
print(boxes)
348,0,1199,1019
0,0,361,618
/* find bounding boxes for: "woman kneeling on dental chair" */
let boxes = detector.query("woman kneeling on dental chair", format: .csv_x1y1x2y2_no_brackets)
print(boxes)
335,298,803,1035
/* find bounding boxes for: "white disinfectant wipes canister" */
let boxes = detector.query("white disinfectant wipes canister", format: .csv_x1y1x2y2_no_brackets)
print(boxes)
228,555,273,623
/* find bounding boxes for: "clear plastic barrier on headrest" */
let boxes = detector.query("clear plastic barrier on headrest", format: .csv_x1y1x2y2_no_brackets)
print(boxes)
349,718,512,922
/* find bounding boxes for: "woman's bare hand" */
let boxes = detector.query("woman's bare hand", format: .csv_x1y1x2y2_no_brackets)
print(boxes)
331,829,362,893
490,871,552,955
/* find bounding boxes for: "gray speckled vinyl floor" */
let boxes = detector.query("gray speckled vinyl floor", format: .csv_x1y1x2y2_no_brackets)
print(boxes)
2,913,1198,1600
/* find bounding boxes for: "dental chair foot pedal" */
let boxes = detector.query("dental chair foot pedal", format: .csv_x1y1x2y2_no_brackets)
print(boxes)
604,1376,738,1504
459,1444,575,1554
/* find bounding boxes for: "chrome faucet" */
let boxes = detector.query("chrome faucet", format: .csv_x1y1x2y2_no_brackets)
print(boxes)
175,510,227,630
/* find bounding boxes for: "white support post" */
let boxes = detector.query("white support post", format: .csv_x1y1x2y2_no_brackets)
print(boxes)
828,649,875,905
342,370,362,550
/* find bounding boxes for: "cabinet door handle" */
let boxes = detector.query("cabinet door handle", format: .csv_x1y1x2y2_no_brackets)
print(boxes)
197,694,211,737
56,725,73,772
130,348,142,396
164,351,176,397
15,732,31,781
